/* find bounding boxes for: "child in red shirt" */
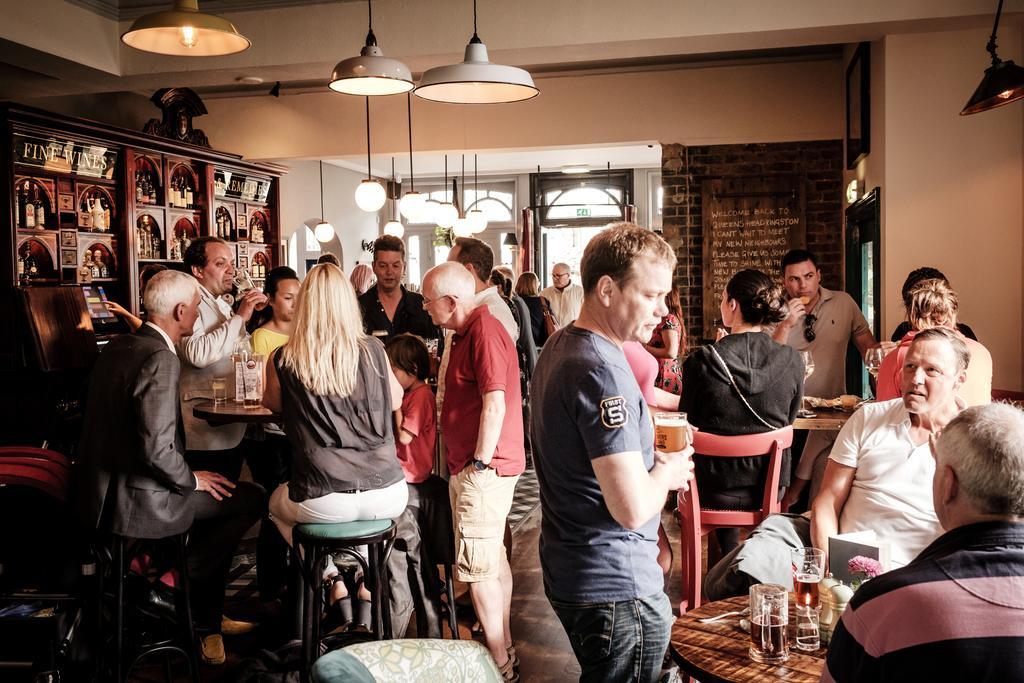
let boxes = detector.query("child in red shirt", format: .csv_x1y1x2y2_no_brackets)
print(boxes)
385,334,453,637
386,334,437,483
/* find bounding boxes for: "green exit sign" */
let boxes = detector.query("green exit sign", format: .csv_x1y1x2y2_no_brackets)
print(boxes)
576,208,591,217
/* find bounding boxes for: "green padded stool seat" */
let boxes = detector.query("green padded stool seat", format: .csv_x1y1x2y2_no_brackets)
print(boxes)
294,519,394,541
292,518,398,683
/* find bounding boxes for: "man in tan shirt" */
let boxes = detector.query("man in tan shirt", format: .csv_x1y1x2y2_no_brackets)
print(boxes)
540,262,584,328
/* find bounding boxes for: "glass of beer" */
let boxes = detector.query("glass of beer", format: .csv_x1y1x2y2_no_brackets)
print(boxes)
212,377,228,405
792,547,824,651
654,411,691,452
749,583,789,664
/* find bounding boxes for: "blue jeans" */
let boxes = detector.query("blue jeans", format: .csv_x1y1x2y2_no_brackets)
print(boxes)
549,591,672,683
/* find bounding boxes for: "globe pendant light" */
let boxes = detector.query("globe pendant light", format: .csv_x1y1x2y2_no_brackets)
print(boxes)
436,155,459,228
961,0,1024,115
383,157,405,238
415,0,538,104
399,94,426,220
355,97,387,212
314,161,335,243
122,0,250,56
467,153,488,233
330,0,413,96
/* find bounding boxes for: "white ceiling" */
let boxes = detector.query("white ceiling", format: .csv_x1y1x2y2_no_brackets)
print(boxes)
325,143,662,179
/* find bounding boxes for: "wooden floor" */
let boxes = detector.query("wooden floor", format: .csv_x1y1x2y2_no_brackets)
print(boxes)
507,505,686,682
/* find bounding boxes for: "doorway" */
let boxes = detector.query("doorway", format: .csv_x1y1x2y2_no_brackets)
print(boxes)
844,188,881,397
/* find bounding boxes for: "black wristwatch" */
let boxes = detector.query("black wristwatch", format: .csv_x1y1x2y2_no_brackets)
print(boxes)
472,459,490,471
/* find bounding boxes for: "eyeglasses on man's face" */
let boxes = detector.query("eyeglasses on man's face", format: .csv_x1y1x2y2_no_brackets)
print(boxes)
423,293,458,308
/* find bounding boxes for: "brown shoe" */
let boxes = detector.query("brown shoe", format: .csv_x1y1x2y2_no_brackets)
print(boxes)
221,615,257,636
507,644,520,670
497,654,520,683
200,633,226,665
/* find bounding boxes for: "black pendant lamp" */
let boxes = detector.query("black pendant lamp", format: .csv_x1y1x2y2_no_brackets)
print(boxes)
961,0,1024,115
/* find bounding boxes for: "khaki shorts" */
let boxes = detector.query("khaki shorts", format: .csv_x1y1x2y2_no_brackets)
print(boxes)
449,466,520,582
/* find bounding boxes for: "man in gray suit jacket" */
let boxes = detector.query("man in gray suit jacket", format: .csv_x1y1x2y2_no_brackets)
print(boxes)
76,270,263,666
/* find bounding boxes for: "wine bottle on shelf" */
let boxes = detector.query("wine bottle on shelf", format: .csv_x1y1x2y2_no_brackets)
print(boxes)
15,185,23,229
16,251,25,280
34,188,45,228
136,171,144,203
185,181,194,208
147,173,156,204
25,252,38,279
24,188,36,229
102,199,111,229
96,250,108,278
169,177,179,207
89,252,100,279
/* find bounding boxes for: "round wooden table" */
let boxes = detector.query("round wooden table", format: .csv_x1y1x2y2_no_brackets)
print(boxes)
192,399,279,424
792,408,851,431
670,595,827,683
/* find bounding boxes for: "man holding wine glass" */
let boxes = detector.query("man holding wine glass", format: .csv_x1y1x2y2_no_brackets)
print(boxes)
772,249,879,508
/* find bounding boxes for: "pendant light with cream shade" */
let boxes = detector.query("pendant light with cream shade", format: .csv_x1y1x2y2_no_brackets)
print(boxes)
330,0,413,96
415,0,538,104
355,97,388,212
314,161,335,243
122,0,250,56
383,157,405,238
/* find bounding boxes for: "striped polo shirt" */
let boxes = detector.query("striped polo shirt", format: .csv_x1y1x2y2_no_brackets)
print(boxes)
823,521,1024,682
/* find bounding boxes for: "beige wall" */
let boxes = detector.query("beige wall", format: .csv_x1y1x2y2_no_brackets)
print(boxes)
882,28,1024,390
279,161,380,273
200,59,843,161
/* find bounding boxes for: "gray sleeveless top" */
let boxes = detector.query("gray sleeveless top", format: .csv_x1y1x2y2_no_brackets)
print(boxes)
274,337,403,501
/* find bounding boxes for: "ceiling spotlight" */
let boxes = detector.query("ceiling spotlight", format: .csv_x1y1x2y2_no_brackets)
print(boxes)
560,164,589,174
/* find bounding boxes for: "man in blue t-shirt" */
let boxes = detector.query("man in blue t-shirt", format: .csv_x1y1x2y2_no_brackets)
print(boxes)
531,223,695,682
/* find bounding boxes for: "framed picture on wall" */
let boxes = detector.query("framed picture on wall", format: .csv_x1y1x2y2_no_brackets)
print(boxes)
59,229,77,248
846,42,870,170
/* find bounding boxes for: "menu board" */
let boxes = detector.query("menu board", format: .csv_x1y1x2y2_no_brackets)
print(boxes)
701,177,805,338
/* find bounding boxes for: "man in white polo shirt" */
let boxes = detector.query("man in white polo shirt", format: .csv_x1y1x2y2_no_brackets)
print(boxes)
705,327,966,598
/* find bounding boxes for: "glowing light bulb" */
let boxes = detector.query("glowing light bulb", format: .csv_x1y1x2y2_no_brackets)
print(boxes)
451,218,474,237
467,209,487,233
180,26,197,49
436,202,458,228
999,89,1014,100
354,180,387,212
314,220,335,242
399,191,426,220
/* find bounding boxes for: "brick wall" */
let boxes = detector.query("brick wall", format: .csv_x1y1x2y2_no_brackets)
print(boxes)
660,140,844,344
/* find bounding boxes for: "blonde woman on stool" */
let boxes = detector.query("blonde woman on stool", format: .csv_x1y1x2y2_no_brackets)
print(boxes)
263,264,408,618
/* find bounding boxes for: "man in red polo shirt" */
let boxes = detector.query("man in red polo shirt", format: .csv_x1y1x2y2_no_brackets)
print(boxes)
421,261,525,682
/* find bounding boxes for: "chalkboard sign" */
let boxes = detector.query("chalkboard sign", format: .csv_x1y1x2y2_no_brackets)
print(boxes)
702,177,805,338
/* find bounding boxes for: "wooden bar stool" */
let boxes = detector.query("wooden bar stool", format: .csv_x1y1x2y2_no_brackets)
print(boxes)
103,533,200,683
292,519,398,683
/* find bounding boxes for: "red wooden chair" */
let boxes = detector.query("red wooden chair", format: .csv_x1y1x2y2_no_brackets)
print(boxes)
0,446,71,469
677,426,794,614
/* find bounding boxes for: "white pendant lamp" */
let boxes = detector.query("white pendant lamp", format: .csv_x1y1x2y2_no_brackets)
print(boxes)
329,0,413,96
415,0,538,104
467,153,488,233
399,94,426,220
314,161,336,242
436,155,458,228
451,217,473,237
383,157,405,238
122,0,250,56
355,97,387,212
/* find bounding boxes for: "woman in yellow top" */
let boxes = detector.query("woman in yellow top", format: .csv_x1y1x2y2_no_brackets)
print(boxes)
251,266,301,356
